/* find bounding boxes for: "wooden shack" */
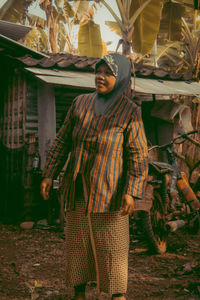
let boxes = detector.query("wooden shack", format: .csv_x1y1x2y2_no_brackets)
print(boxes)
1,21,200,223
0,21,48,222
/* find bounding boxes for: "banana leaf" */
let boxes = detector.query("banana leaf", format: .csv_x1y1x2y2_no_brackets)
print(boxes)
63,0,89,21
105,21,121,37
37,27,49,51
175,0,196,9
23,28,41,50
160,1,185,41
63,0,75,18
143,41,183,69
54,0,64,15
102,39,108,56
73,0,89,21
27,13,47,29
52,5,65,22
57,22,68,52
0,0,36,22
78,20,103,57
131,0,164,55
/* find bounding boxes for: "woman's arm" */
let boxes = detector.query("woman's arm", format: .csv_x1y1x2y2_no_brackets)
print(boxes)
40,178,52,200
40,102,75,200
42,103,74,179
122,107,149,212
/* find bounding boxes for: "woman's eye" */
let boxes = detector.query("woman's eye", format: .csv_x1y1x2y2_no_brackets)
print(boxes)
95,71,113,76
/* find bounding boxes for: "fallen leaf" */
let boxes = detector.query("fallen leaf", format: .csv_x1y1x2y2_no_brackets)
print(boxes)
34,280,42,287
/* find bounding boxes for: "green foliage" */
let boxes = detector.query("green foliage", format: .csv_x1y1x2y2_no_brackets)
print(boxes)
105,21,121,37
0,0,36,22
0,0,98,54
27,13,46,28
78,20,103,57
131,0,164,55
160,1,185,41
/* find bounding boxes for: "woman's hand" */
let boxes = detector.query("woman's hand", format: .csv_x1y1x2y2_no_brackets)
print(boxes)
40,178,52,200
121,194,135,215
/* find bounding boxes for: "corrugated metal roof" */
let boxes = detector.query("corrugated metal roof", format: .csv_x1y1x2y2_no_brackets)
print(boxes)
25,68,95,89
36,75,94,89
0,20,31,41
0,34,49,58
25,67,200,95
131,77,200,95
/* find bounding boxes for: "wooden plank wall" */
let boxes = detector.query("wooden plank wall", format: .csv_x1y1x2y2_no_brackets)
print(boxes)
26,77,38,135
0,71,40,222
0,70,26,221
1,72,26,148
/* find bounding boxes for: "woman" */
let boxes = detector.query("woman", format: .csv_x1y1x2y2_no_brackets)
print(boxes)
40,53,149,300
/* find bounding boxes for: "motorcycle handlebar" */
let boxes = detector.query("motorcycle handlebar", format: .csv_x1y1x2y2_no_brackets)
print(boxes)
148,129,199,152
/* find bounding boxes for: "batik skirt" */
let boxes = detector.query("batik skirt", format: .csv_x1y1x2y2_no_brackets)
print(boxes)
65,178,129,295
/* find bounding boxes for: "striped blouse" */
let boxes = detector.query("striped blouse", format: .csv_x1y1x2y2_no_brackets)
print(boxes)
42,92,149,213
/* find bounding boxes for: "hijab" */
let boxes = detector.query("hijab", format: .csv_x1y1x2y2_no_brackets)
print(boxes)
94,53,132,115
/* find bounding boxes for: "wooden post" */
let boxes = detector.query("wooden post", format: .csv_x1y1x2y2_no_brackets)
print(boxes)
37,81,56,170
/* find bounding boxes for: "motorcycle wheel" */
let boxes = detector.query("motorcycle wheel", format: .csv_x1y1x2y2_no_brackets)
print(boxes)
141,187,169,254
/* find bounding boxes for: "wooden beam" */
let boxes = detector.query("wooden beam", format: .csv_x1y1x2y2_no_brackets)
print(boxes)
37,81,56,170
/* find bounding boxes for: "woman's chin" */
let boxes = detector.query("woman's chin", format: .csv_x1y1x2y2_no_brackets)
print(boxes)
96,88,106,94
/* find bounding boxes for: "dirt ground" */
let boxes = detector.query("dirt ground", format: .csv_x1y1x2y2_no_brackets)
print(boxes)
0,221,200,300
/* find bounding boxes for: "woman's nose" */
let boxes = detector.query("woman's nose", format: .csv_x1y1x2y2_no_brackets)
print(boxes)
97,73,105,79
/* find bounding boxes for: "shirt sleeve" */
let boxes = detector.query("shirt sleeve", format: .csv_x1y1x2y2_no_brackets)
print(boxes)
124,107,149,205
42,100,75,179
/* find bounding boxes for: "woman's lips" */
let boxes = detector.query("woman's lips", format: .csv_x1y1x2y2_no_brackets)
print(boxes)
96,80,105,87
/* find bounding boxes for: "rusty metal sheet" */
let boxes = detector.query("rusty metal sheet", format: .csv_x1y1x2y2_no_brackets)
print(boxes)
132,78,200,95
132,78,166,94
26,67,94,79
35,74,95,89
161,80,200,95
26,68,200,95
0,20,31,41
0,34,49,58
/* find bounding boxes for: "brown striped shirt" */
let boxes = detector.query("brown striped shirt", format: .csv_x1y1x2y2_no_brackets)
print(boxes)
42,93,149,213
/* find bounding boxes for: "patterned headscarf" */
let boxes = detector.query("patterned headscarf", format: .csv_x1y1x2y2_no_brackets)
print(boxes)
94,53,131,114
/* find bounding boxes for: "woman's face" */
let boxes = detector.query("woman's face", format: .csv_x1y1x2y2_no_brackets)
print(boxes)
95,63,116,94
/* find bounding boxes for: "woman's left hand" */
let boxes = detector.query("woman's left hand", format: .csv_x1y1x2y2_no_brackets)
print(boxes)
121,194,135,215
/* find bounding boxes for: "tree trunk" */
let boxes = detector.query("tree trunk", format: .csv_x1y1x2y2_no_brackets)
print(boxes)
49,12,58,53
122,39,131,56
40,0,58,53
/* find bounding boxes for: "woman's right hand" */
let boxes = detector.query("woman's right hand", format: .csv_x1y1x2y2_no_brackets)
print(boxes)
40,178,52,200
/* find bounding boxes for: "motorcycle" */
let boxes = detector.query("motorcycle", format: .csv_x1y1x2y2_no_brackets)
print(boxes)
137,130,200,254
